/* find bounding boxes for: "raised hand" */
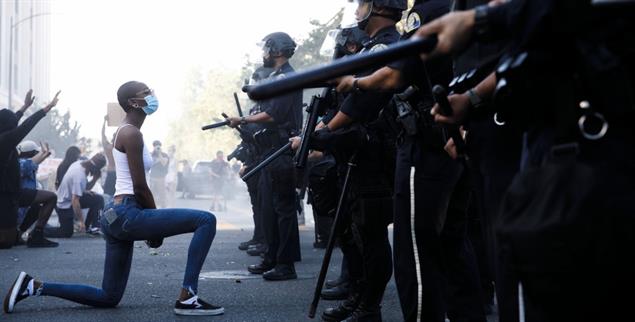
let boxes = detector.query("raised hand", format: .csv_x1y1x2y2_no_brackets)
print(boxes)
19,89,36,112
43,90,61,113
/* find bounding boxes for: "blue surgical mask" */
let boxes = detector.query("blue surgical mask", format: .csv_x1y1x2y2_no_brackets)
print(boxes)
142,95,159,115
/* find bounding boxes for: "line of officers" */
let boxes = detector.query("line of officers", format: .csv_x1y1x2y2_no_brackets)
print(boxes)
223,1,635,321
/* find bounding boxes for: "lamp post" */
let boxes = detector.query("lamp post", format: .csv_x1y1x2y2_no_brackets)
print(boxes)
8,12,52,109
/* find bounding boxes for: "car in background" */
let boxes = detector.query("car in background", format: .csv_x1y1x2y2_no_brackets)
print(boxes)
180,161,216,198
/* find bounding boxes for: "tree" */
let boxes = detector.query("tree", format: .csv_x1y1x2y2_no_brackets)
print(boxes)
166,68,242,164
167,13,345,164
238,10,343,86
25,109,82,158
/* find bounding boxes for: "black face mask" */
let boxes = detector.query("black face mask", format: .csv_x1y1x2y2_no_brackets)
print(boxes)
262,56,275,68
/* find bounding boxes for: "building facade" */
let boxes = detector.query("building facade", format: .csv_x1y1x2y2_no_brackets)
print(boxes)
0,0,51,109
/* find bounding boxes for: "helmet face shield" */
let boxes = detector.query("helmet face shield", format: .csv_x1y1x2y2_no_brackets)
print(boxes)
257,40,272,58
320,29,342,57
354,0,373,22
341,1,361,28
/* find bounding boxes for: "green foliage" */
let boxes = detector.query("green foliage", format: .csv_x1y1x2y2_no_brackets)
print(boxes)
238,10,343,87
165,68,242,164
25,109,82,158
169,12,345,164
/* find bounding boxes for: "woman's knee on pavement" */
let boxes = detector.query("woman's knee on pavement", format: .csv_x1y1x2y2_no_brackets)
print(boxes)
98,292,124,308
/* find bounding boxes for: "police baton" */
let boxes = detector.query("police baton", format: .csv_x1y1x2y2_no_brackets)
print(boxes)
233,92,243,117
432,85,467,155
201,120,230,131
201,113,234,131
308,154,356,319
245,35,437,100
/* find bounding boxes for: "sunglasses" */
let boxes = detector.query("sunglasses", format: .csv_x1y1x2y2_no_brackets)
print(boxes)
135,88,154,97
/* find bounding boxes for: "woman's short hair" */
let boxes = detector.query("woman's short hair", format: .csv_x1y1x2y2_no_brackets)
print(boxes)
117,81,147,111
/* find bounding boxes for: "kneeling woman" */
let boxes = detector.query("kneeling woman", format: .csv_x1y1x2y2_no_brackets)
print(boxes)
4,81,223,316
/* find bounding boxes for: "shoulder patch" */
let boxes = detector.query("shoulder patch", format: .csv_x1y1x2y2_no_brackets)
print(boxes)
369,43,388,53
405,12,421,33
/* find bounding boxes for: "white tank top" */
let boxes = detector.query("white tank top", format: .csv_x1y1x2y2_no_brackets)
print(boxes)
112,124,153,196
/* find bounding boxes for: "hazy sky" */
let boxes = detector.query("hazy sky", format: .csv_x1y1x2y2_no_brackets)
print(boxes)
49,0,345,144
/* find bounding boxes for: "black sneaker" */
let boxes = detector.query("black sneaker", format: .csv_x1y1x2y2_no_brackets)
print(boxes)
27,229,59,248
3,272,33,313
174,295,224,316
86,227,103,236
15,231,26,246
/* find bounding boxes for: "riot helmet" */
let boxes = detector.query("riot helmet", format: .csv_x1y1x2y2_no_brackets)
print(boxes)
344,0,407,31
260,32,296,66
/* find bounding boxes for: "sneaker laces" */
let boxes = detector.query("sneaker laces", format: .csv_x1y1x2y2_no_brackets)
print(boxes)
23,279,41,297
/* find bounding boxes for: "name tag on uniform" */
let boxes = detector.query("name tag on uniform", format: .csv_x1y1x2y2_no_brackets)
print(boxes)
104,208,119,225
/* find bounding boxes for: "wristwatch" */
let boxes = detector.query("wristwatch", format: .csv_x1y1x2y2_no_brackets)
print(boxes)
467,88,484,109
240,116,247,124
352,78,363,93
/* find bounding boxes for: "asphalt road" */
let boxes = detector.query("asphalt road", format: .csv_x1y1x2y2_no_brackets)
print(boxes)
1,192,499,322
1,193,405,322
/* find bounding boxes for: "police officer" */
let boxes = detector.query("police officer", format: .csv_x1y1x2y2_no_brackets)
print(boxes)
237,66,275,256
447,0,523,317
333,1,485,321
229,32,303,281
315,1,406,320
302,25,371,302
415,1,635,321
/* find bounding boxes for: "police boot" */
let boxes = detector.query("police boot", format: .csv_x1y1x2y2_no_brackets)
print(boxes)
246,243,267,256
247,260,275,275
238,239,260,251
343,303,382,322
321,291,360,322
321,281,350,301
262,263,297,281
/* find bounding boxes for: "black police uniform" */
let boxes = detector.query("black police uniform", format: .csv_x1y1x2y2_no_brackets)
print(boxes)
472,1,635,321
243,105,267,246
451,0,523,317
387,2,485,321
257,61,303,268
335,24,401,315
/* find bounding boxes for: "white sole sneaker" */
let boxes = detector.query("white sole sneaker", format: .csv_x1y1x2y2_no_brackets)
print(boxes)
174,307,225,316
3,271,27,313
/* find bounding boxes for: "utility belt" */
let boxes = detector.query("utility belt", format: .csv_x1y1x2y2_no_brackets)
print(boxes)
387,86,447,149
493,47,634,143
253,127,296,153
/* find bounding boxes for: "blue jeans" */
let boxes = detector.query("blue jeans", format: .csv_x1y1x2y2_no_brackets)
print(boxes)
40,196,216,307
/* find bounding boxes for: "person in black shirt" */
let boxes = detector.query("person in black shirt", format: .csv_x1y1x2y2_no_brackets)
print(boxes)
0,90,60,248
228,32,303,281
